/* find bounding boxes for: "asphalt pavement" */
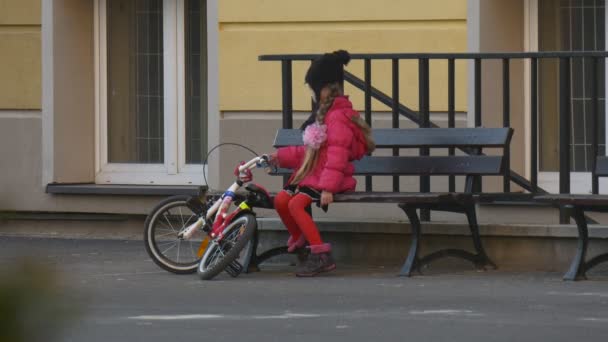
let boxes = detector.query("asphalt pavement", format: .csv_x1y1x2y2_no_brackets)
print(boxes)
1,236,608,342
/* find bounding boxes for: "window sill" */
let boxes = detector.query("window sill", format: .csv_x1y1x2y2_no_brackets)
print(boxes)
46,183,205,196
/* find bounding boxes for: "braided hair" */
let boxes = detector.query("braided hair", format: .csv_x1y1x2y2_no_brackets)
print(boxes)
290,83,375,186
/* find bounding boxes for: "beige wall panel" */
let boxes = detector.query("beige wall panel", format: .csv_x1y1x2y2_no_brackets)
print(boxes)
0,31,41,109
478,0,525,192
219,23,468,111
51,0,95,183
0,0,41,25
219,0,467,22
0,117,45,210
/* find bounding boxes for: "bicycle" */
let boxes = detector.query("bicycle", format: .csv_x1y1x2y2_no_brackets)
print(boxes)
143,155,274,279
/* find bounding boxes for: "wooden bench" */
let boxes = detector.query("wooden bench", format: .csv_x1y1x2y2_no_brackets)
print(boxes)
535,155,608,280
253,127,514,276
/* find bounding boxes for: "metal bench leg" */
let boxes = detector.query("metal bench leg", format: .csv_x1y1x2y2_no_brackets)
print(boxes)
398,204,421,277
245,230,261,273
564,206,588,281
246,224,292,272
584,253,608,274
464,205,497,270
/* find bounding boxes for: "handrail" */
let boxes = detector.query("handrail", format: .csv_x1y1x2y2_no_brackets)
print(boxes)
259,51,608,61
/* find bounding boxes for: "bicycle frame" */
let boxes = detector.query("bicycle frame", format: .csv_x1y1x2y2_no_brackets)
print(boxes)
179,155,270,241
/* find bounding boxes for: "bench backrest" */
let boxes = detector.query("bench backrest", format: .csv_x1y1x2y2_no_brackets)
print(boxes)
273,127,513,176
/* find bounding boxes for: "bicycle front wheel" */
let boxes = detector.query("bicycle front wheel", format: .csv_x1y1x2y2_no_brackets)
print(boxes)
198,212,256,280
144,195,208,274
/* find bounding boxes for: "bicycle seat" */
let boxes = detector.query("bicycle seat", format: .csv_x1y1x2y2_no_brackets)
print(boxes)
245,183,274,209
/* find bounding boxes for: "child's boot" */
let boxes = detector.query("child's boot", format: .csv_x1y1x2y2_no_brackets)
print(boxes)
295,243,336,277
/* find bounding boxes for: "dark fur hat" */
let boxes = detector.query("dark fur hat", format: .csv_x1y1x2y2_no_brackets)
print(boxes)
305,50,351,102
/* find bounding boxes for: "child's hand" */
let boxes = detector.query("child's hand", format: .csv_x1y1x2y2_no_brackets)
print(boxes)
234,161,253,182
320,191,333,206
267,152,278,166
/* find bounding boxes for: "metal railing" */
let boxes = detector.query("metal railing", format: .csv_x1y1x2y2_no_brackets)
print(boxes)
259,52,608,222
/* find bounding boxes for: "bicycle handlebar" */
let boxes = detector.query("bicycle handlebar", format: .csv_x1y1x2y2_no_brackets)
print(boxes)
238,155,271,173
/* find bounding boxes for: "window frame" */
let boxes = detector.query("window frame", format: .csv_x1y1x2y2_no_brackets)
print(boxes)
525,0,608,193
94,0,206,185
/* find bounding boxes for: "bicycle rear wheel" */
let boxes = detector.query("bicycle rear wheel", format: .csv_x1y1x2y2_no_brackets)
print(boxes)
197,212,256,280
144,195,208,274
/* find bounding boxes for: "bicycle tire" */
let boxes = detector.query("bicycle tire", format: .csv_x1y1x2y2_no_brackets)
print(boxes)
197,212,257,280
144,195,207,274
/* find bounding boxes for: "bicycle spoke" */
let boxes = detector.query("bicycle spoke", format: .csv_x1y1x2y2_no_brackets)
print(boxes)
207,248,222,268
178,207,185,228
161,241,178,255
176,240,181,263
155,231,176,239
182,214,195,228
188,241,196,259
163,212,177,232
156,227,174,233
157,240,179,247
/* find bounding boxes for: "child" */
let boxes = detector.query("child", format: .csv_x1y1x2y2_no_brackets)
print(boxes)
269,50,376,277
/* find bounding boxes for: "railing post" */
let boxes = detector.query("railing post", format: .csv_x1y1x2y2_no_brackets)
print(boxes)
392,58,400,192
448,58,456,192
502,58,511,192
281,60,293,129
591,57,599,194
364,58,372,192
281,60,293,185
559,57,571,224
419,58,431,221
473,58,482,193
530,58,538,193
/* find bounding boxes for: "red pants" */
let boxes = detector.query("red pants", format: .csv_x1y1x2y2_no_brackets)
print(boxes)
274,190,323,246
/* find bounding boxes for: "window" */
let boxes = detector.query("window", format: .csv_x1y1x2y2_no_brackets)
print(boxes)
96,0,207,184
539,0,606,172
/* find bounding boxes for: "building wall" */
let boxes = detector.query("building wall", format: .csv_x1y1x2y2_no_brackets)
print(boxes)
0,0,41,109
0,0,570,225
0,0,43,211
218,0,469,113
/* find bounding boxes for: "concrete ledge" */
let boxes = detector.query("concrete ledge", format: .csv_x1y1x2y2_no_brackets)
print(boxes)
257,218,608,239
2,214,608,240
2,216,608,272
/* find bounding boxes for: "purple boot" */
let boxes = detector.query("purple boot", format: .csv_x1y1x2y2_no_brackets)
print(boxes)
295,243,336,277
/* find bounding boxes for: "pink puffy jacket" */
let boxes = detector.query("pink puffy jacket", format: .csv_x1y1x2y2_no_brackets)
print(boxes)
276,96,369,194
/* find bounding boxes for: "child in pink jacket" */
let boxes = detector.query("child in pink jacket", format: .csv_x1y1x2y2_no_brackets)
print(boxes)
269,50,375,277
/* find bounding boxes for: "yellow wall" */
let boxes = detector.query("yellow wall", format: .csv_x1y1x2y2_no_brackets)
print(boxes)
0,0,41,109
219,0,468,112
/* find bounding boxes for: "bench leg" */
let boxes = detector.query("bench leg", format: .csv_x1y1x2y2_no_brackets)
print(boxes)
244,230,261,273
249,246,290,270
564,206,588,281
585,253,608,274
398,204,421,277
464,205,497,270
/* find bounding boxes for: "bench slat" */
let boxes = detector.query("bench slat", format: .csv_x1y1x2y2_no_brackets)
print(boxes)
271,155,504,176
332,192,473,203
274,128,512,148
535,194,608,206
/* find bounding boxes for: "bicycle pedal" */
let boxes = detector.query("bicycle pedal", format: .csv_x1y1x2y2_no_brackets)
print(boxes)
225,260,244,277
